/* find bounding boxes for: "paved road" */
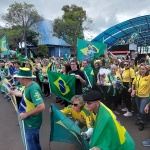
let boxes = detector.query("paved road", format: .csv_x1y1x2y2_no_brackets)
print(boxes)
0,93,150,150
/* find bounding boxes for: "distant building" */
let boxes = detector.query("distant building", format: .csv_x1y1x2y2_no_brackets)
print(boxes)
31,19,71,57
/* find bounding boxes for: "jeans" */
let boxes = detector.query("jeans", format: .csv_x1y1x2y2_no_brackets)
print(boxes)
135,96,149,123
25,128,42,150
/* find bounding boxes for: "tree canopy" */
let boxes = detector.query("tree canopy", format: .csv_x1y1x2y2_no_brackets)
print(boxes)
53,4,92,52
1,2,42,50
2,2,42,29
0,27,39,49
37,45,49,57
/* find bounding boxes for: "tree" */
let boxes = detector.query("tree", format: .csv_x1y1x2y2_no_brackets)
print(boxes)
0,27,39,50
1,2,43,55
37,45,49,57
53,4,92,53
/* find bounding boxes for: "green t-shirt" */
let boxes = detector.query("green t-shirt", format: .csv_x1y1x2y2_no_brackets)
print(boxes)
19,82,44,129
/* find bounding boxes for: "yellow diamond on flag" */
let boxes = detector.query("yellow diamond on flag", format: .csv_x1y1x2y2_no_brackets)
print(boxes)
54,77,70,95
80,45,99,55
1,41,7,51
80,47,88,55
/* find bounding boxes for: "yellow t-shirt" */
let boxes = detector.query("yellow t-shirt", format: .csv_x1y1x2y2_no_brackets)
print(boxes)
42,66,47,75
132,74,150,97
122,68,135,82
61,105,94,129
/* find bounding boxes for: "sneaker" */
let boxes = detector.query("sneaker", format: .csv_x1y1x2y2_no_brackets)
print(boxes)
122,107,128,111
114,111,120,115
123,111,132,117
142,139,150,146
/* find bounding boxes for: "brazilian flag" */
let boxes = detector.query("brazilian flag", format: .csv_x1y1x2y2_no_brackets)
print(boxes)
50,104,89,150
90,103,135,150
16,49,23,62
77,38,106,61
0,35,10,55
47,71,75,102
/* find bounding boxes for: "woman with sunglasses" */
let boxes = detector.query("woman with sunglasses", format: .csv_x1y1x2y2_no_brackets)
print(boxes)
131,64,150,131
121,60,135,117
61,95,94,139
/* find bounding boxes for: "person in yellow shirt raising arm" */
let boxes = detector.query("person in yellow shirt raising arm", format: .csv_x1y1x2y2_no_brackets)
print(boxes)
131,63,150,131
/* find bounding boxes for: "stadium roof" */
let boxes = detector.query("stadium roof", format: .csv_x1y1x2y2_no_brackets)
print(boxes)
92,15,150,49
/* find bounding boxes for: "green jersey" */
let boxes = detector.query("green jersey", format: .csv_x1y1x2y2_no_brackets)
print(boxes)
19,82,44,129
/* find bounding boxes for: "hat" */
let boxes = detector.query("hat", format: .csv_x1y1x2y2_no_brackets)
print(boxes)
13,67,36,78
83,90,102,102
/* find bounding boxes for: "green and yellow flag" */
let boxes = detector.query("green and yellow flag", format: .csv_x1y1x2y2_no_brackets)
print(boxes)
16,49,23,61
90,103,135,150
82,65,94,87
77,38,106,61
47,71,75,102
50,104,89,150
0,35,10,55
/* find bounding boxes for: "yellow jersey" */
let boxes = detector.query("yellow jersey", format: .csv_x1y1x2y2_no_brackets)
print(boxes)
61,105,94,129
132,74,150,97
122,68,135,82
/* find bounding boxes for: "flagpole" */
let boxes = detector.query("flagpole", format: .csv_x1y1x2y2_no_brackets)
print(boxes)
47,70,52,95
59,47,60,57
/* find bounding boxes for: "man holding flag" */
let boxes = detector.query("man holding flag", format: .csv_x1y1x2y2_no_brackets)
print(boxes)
8,67,45,150
83,90,135,150
81,60,94,88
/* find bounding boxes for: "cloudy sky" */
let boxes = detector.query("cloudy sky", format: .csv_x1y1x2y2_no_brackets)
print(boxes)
0,0,150,39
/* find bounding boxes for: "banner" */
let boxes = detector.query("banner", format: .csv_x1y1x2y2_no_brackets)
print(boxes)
77,38,106,61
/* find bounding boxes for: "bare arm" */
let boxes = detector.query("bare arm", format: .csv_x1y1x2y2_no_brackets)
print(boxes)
20,103,45,120
8,89,22,97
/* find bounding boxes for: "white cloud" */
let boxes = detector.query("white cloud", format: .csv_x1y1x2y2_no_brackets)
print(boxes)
0,0,150,38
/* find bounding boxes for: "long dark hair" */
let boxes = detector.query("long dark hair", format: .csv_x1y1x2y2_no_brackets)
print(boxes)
63,64,71,74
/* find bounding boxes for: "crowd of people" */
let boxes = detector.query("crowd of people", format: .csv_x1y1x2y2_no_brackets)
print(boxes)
0,50,150,149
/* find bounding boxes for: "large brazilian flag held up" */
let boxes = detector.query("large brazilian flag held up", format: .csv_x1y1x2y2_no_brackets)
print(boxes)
50,104,89,150
0,35,10,55
90,103,135,150
77,38,106,61
47,71,76,102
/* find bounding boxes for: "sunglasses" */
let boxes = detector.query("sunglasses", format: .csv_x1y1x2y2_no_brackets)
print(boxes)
71,103,78,107
124,64,129,66
86,101,93,105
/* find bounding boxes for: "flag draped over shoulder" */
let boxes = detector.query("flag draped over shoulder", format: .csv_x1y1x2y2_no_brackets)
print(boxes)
90,103,135,150
50,104,89,150
77,38,106,61
82,65,94,87
0,35,10,55
47,71,75,102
